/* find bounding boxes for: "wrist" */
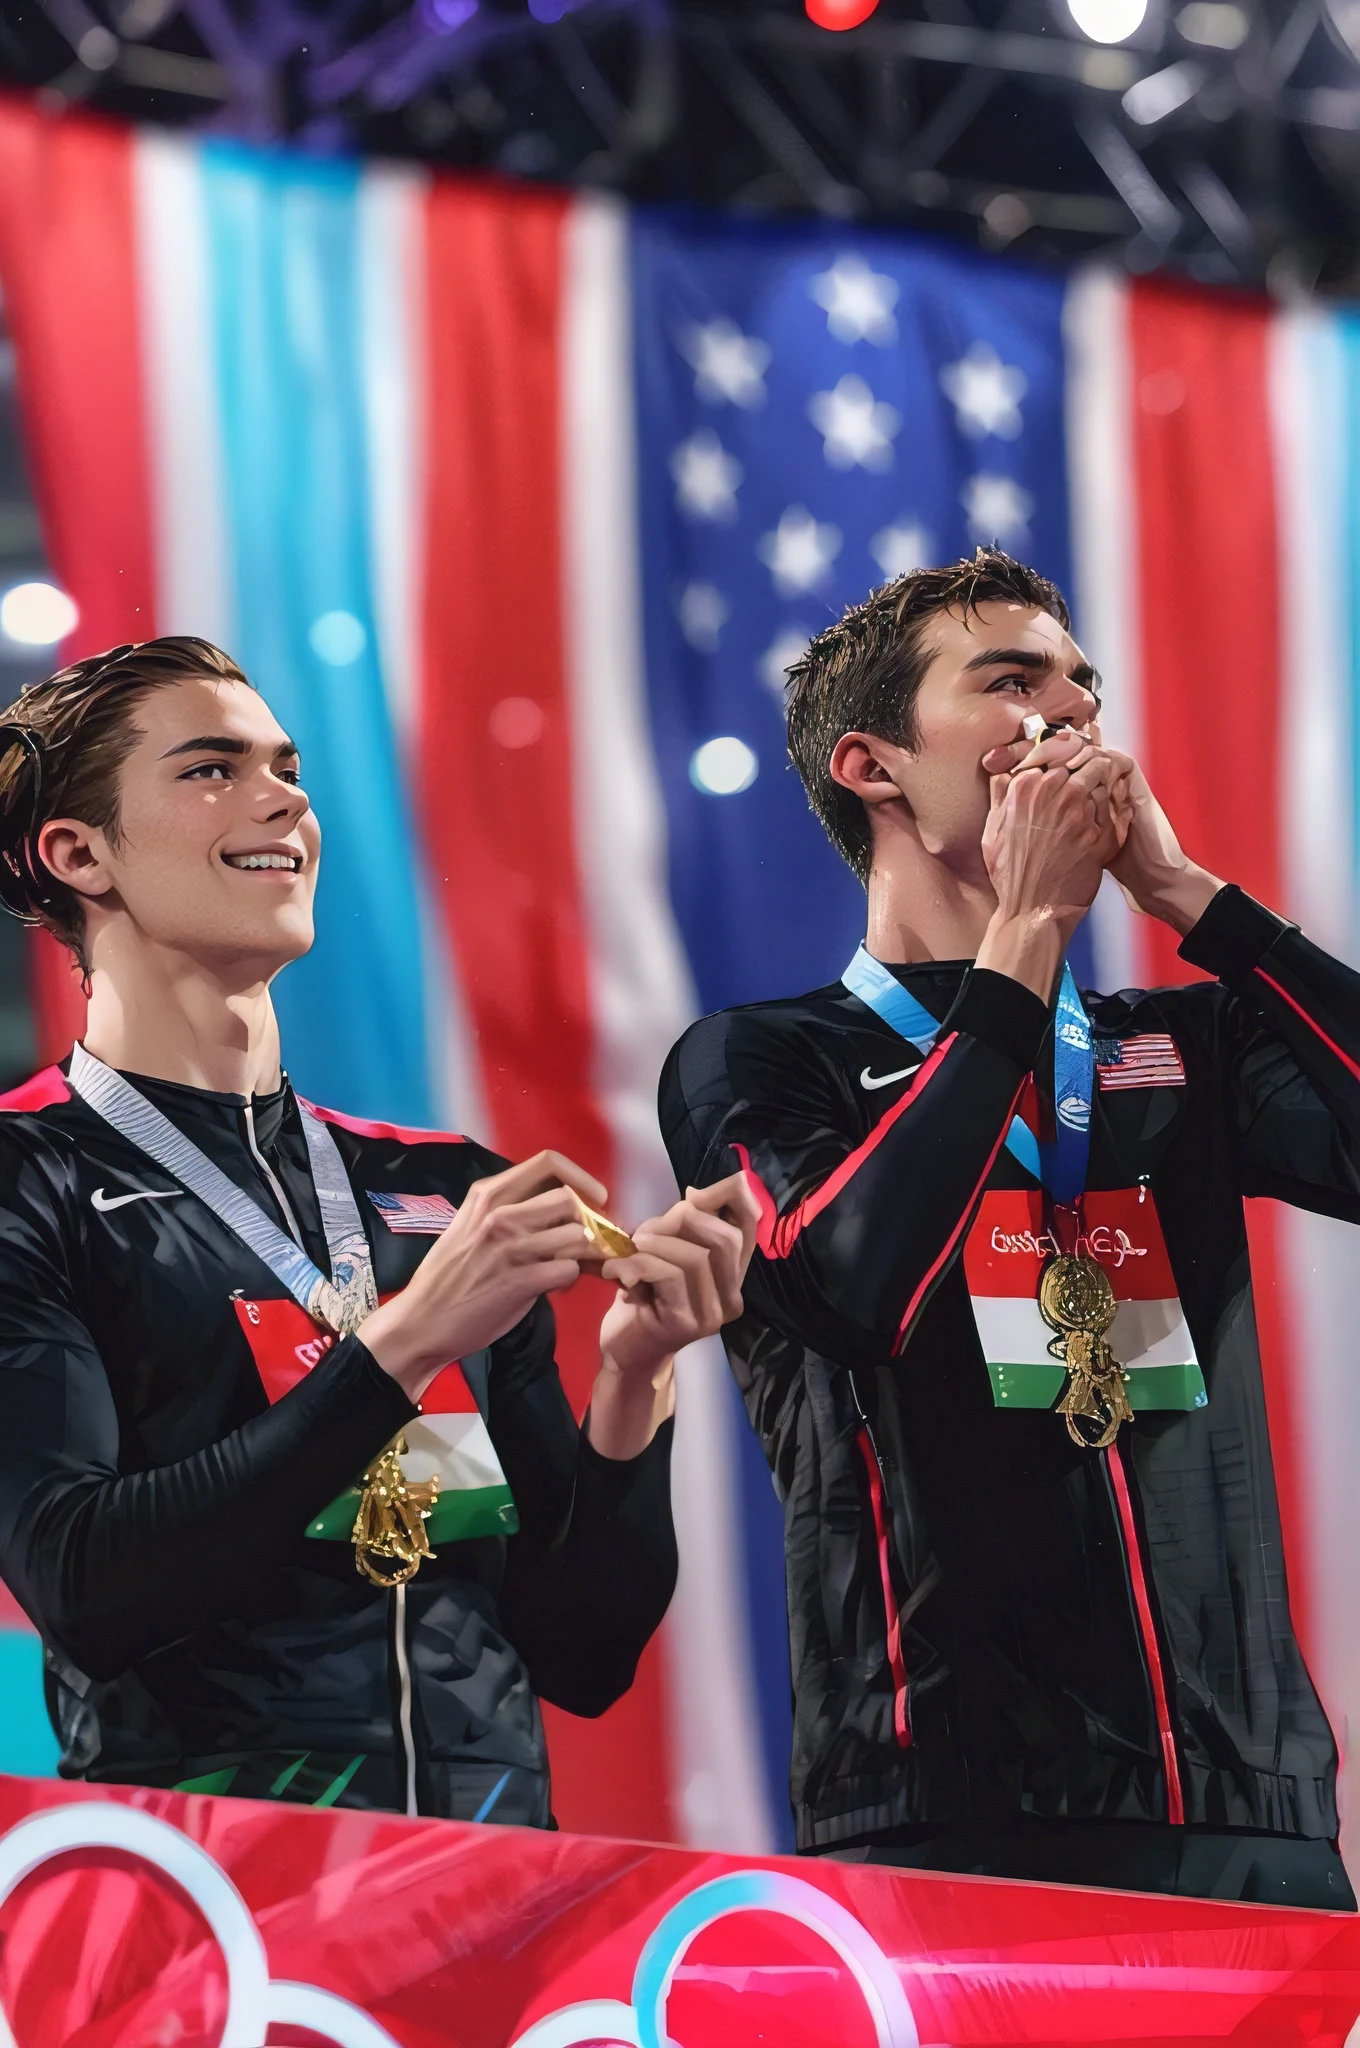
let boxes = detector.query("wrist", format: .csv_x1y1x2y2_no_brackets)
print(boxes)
976,907,1066,1003
359,1299,441,1403
1124,859,1223,936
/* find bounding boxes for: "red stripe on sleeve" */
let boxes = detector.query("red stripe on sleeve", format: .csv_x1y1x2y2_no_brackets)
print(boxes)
1107,1439,1185,1825
0,1066,70,1114
300,1101,467,1147
1253,968,1360,1088
733,1034,958,1262
893,1077,1026,1353
856,1428,911,1750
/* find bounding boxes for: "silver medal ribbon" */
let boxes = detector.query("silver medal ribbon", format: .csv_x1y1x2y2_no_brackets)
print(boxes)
68,1043,378,1336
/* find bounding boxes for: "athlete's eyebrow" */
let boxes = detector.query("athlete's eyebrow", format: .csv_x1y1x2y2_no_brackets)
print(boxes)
962,645,1054,674
159,735,299,761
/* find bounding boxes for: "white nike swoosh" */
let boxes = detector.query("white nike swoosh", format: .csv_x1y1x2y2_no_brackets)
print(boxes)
860,1063,921,1091
90,1186,183,1213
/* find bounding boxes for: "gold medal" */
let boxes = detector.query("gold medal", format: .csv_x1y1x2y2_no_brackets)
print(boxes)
570,1190,637,1261
1038,1253,1133,1450
351,1437,441,1587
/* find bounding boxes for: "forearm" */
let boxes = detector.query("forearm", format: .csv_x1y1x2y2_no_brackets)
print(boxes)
1127,859,1224,936
586,1349,676,1461
497,1418,677,1715
1181,885,1360,1123
975,908,1066,1003
8,1336,413,1677
758,969,1045,1347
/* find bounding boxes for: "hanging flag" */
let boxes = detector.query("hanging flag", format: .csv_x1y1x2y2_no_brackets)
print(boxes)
0,97,1358,1868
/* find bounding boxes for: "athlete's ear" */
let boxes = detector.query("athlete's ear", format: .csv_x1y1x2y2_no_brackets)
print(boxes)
35,818,119,903
829,732,906,807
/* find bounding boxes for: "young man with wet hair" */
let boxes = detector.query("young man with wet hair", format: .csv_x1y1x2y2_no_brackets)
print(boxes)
0,636,755,1821
661,547,1360,1907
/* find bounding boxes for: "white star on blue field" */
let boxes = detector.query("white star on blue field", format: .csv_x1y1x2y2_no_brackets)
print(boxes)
633,214,1075,1016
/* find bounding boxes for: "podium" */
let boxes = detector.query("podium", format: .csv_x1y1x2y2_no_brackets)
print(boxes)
0,1772,1357,2045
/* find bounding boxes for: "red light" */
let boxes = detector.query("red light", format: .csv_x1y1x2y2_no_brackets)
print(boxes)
805,0,881,26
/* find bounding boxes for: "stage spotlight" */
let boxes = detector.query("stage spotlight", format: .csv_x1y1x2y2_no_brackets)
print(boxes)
1066,0,1149,40
0,581,77,647
805,0,882,29
690,737,758,795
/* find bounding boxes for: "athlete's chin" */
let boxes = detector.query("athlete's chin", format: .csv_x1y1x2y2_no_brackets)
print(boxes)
189,909,315,969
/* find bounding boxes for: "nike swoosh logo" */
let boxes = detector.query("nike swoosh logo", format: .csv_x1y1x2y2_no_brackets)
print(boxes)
90,1186,183,1213
860,1063,921,1091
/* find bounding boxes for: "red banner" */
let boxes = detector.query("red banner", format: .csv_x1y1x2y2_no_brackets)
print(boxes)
0,1773,1358,2045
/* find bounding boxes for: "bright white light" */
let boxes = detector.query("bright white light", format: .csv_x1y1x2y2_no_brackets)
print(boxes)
690,737,758,796
308,609,367,666
0,581,77,647
1123,59,1203,123
1066,0,1148,42
1177,1,1247,46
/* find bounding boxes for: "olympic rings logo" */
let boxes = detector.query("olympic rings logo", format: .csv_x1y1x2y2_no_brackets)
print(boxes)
0,1804,399,2048
508,1869,919,2048
0,1807,920,2048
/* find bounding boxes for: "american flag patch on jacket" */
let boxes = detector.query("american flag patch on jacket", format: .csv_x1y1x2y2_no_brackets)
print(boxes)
366,1190,458,1234
1093,1034,1186,1090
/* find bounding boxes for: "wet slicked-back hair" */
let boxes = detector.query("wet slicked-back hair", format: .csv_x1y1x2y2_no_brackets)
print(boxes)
0,637,251,973
784,546,1070,883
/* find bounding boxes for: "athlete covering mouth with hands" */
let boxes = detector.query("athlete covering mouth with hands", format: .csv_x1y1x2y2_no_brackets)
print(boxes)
661,546,1360,1907
0,635,756,1823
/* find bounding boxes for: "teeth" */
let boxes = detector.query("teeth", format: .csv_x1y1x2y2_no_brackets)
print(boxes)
225,853,299,871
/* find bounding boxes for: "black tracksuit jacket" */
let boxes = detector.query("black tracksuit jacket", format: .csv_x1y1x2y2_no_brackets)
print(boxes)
660,886,1352,1853
0,1064,675,1822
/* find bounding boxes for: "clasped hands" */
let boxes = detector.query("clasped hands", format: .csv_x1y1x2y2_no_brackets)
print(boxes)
978,723,1221,944
361,1151,759,1454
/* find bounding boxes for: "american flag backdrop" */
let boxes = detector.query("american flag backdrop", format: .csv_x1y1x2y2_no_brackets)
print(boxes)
1,96,1359,1864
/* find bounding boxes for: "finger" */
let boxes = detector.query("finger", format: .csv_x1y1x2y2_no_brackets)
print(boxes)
981,728,1088,776
477,1149,608,1212
602,1251,704,1337
646,1203,744,1318
506,1220,607,1265
685,1172,761,1271
512,1257,583,1298
630,1229,724,1335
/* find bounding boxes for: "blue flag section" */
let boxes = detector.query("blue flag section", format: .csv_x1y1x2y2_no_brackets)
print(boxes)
633,209,1088,1018
203,144,436,1128
633,212,1089,1846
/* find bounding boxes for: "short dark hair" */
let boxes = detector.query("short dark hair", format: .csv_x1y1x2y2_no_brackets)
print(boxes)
784,546,1070,883
0,636,252,973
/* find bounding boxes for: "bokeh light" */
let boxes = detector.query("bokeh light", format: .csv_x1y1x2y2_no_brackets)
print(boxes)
806,0,882,26
1066,0,1149,41
0,582,77,647
690,737,758,795
308,610,368,667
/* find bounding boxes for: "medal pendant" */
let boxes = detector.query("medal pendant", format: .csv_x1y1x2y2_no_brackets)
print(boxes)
351,1436,441,1587
569,1190,636,1261
1038,1252,1133,1450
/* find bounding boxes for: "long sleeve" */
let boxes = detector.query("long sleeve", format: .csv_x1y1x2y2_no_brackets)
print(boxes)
486,1296,677,1715
661,966,1048,1362
1178,884,1360,1216
0,1166,415,1678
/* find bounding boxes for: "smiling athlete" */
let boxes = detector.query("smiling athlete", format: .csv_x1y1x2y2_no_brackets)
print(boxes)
0,636,754,1822
661,548,1360,1907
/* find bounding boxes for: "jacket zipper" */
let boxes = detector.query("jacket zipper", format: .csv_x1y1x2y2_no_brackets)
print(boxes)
241,1101,306,1245
852,1399,912,1751
1104,1437,1184,1825
392,1583,419,1817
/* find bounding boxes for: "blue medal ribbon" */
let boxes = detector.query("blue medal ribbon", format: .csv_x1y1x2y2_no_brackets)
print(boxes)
842,945,1092,1201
